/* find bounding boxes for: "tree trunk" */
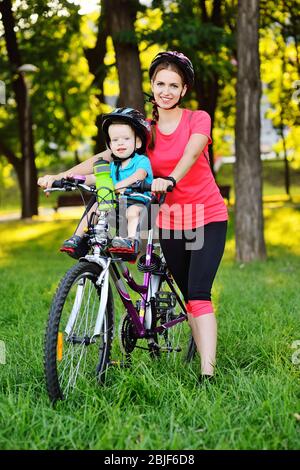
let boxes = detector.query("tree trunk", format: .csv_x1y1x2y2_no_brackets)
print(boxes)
107,0,145,113
194,0,223,174
0,0,38,218
194,75,219,175
84,0,109,153
234,0,266,262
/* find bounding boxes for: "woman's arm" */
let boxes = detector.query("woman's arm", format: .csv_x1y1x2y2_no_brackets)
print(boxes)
38,149,112,191
85,174,96,186
151,134,209,192
169,133,208,181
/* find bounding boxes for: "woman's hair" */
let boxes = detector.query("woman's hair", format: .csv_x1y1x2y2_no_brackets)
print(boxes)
148,62,186,151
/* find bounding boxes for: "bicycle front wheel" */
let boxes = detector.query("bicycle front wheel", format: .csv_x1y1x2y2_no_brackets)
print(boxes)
44,261,114,403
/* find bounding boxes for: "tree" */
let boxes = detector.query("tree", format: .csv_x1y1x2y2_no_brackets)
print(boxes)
84,1,109,153
0,0,38,218
234,0,266,262
106,0,145,113
0,0,94,217
83,0,146,151
144,0,236,171
260,0,300,194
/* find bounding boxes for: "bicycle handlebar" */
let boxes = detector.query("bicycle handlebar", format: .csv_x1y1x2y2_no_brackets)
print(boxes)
123,179,173,205
45,175,95,193
124,179,174,194
43,176,174,202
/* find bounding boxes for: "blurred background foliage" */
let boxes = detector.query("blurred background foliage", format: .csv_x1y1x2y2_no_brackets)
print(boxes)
0,0,299,212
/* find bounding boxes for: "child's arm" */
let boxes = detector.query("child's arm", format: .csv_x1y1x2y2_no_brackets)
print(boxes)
114,169,147,192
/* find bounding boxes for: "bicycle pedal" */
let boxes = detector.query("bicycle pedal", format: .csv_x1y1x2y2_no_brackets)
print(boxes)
155,291,177,310
108,247,139,263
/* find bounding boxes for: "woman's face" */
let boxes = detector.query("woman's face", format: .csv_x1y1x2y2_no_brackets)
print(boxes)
151,68,187,109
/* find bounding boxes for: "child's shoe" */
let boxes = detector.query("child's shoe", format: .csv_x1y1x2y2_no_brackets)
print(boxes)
111,237,135,250
109,237,139,263
60,235,89,259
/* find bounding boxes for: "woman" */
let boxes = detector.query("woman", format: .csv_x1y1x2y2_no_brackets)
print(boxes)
38,51,228,381
146,51,228,381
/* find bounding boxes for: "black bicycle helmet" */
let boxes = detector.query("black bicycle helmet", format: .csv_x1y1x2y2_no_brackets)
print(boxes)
149,51,194,90
102,107,150,154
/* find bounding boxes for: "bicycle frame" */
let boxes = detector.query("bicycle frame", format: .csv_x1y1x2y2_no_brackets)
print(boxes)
85,224,187,343
44,177,196,404
46,179,187,345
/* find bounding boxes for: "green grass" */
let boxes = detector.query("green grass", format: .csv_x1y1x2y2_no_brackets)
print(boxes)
0,206,300,450
216,161,300,200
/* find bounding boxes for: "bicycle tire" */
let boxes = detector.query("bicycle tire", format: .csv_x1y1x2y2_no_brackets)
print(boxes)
44,261,114,403
148,277,194,362
186,335,197,362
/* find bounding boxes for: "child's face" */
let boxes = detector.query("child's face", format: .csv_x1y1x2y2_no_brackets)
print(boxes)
108,124,141,158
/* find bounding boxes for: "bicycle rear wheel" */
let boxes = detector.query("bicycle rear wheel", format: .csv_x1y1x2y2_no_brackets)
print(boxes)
44,261,114,403
148,277,196,362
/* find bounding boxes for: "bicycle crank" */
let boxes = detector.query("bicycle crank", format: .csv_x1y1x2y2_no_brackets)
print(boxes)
119,313,137,354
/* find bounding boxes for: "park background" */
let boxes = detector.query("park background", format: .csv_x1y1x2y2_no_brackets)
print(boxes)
0,0,300,450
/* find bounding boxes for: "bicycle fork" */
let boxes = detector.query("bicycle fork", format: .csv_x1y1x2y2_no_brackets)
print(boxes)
65,257,112,343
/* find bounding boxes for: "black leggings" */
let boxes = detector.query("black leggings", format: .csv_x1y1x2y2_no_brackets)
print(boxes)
159,221,227,303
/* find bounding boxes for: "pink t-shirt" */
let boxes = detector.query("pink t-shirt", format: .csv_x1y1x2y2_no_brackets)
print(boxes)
147,109,228,230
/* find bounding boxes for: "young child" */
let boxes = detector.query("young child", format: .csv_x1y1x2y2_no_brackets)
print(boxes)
60,107,153,258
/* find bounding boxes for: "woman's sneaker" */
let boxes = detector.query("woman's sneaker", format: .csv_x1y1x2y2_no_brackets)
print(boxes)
60,235,89,259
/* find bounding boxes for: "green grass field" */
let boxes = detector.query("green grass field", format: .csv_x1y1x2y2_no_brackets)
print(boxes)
0,204,300,450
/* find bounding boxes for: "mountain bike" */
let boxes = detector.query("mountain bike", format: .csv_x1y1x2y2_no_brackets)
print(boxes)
43,176,196,403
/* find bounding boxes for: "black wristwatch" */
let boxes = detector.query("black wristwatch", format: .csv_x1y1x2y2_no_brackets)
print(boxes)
164,176,177,187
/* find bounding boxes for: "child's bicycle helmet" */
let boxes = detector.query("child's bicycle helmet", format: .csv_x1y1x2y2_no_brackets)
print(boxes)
149,51,194,90
102,107,150,154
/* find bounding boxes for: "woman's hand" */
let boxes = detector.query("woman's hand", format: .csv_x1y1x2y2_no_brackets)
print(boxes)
37,172,74,193
37,174,59,191
151,178,175,193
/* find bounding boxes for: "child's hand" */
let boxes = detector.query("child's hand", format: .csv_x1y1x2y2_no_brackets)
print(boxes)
114,182,125,194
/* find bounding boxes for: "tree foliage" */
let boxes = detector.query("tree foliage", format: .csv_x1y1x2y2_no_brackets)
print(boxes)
0,0,98,169
260,0,300,168
0,0,299,217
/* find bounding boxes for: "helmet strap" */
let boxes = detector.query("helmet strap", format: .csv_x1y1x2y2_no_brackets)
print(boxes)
111,149,136,181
